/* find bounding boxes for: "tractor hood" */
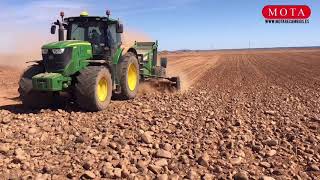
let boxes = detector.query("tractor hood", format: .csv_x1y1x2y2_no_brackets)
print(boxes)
41,40,92,76
42,40,91,49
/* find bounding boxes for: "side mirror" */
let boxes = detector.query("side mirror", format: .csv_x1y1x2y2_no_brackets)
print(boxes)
51,25,56,34
116,23,123,33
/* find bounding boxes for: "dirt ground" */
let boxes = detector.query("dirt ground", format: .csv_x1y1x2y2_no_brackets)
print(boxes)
0,48,319,179
0,66,21,106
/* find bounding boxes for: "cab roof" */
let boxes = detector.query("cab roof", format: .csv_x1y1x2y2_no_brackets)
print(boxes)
64,16,118,24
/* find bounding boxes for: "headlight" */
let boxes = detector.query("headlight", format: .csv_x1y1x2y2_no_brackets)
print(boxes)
42,49,48,54
52,48,65,54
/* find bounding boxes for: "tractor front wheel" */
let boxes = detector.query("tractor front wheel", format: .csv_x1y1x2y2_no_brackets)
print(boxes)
119,52,139,99
18,65,54,109
75,66,112,111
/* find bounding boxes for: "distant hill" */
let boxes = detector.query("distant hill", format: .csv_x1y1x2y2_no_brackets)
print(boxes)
159,46,320,53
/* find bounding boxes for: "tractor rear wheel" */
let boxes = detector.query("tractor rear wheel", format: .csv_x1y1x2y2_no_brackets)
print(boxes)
18,65,54,109
75,66,112,111
119,52,139,99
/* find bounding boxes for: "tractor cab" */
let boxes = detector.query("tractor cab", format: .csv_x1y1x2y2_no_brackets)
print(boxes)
51,11,123,59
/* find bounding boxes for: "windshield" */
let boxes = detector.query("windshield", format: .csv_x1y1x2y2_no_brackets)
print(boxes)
69,21,106,43
68,21,109,55
67,20,121,57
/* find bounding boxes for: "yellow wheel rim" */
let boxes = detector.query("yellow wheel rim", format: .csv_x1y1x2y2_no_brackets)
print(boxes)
97,77,108,102
128,63,138,91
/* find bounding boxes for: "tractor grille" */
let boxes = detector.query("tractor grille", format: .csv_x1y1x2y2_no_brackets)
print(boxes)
42,47,72,72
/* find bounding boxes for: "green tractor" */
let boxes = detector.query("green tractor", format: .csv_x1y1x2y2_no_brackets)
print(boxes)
19,11,180,111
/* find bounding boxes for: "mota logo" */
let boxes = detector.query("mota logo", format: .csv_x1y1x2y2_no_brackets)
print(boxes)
262,5,311,23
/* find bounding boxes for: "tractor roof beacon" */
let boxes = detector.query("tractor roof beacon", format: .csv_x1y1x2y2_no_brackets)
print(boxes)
18,10,181,111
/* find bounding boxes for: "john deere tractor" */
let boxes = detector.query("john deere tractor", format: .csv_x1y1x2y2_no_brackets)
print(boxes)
18,11,180,111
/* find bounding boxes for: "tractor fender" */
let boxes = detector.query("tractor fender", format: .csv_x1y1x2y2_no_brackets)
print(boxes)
113,47,139,64
112,48,124,65
127,48,141,66
127,48,138,58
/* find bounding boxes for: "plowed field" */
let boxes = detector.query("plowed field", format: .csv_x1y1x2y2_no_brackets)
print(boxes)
0,49,319,179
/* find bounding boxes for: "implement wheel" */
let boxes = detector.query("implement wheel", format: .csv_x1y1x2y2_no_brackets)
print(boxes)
75,66,112,111
18,65,54,109
170,76,181,91
119,52,139,99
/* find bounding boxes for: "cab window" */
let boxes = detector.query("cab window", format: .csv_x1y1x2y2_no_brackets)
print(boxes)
70,24,85,40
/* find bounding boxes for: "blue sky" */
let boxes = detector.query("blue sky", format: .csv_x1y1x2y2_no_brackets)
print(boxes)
0,0,319,52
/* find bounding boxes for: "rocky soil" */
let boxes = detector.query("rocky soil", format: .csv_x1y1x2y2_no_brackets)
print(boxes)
0,49,320,179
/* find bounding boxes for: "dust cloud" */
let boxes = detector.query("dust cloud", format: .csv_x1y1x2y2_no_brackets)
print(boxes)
0,30,55,69
121,29,152,51
0,28,151,69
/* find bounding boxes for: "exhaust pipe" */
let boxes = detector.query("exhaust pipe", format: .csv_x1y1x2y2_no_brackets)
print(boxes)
58,12,65,41
58,25,64,41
